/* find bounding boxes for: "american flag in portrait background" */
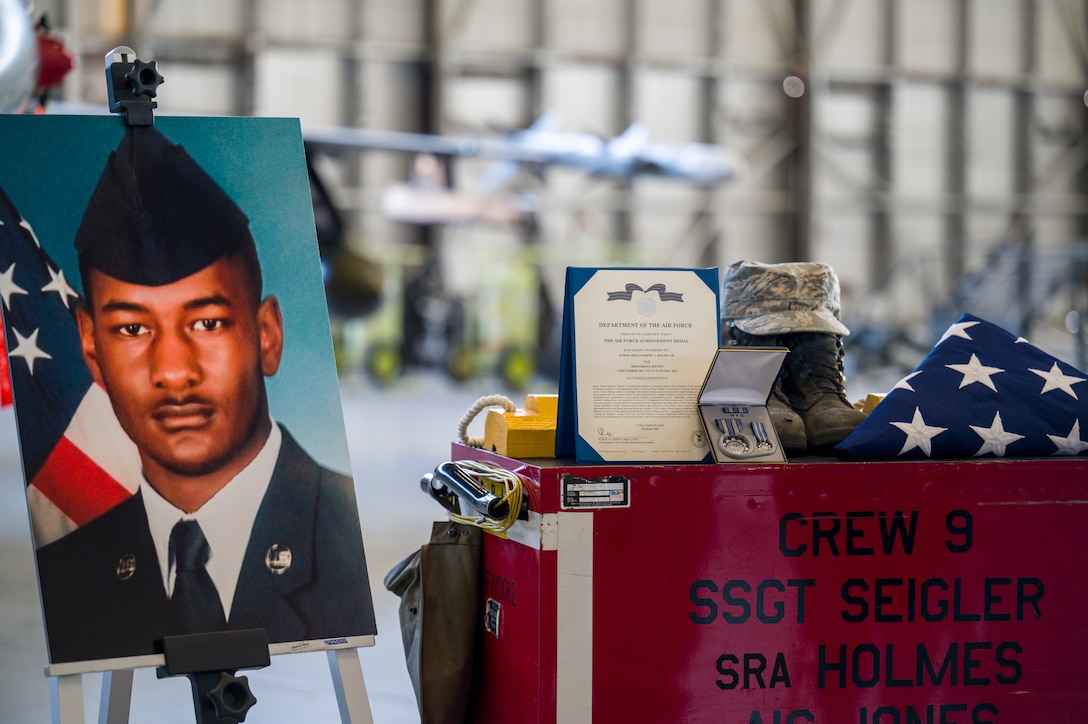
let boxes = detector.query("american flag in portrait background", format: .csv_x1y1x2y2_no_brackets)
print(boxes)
838,312,1088,460
0,329,10,406
0,186,142,548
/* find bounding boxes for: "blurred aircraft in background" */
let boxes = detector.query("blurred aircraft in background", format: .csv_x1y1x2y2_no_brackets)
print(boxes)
33,86,746,386
378,152,533,226
303,111,744,189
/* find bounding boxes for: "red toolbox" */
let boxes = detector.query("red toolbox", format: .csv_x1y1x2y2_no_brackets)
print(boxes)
455,442,1088,723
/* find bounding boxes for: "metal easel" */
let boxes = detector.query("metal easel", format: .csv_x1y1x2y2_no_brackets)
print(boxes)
49,643,374,724
46,46,375,724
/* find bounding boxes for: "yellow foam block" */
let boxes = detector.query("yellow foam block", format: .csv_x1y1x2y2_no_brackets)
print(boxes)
855,393,885,415
525,393,558,417
484,394,558,459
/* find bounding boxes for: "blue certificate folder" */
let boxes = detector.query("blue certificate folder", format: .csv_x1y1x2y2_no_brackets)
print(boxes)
555,266,721,463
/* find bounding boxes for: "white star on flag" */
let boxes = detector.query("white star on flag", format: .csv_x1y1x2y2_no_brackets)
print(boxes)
839,314,1088,460
1047,420,1088,456
970,411,1024,457
938,320,980,345
0,262,28,310
8,327,52,374
1030,362,1085,400
40,266,79,309
946,353,1004,391
0,185,144,550
891,407,947,457
894,370,922,392
20,219,41,247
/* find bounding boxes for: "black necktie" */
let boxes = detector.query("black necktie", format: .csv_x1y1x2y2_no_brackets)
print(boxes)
170,519,227,633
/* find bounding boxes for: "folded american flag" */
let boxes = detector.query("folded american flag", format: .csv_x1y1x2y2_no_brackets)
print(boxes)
838,313,1088,460
0,186,142,548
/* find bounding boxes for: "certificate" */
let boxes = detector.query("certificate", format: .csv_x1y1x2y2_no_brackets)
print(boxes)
556,267,720,463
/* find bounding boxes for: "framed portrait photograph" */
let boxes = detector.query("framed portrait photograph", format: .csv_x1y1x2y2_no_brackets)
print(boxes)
0,114,376,671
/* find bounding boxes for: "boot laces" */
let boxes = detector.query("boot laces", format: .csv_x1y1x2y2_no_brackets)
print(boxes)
785,334,851,400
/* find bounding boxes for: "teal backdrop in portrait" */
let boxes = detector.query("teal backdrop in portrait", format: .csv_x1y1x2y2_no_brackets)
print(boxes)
0,114,351,475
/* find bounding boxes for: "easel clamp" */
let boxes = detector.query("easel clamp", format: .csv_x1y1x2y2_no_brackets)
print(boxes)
105,46,163,126
156,629,270,724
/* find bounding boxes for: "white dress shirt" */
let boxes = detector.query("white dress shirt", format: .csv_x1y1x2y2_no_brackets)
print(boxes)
142,421,281,619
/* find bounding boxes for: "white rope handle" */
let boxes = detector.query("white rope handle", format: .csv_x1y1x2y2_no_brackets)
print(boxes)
458,395,516,448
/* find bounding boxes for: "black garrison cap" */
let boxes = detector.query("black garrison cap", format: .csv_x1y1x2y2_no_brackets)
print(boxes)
75,126,257,288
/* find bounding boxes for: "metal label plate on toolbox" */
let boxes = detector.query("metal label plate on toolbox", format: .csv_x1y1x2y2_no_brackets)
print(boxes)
560,474,630,509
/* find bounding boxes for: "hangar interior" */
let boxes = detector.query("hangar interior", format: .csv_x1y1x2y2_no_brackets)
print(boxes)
3,2,1088,723
36,0,1088,380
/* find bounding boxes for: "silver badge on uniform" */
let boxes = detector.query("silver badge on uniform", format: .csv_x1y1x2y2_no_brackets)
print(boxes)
265,544,292,575
116,553,136,580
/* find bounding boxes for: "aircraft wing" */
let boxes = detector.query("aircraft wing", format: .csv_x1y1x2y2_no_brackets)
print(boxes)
303,124,557,166
44,103,742,186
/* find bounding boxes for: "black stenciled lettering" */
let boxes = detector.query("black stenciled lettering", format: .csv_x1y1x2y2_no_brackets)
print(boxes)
884,643,913,687
846,511,875,554
812,511,840,555
905,707,926,724
689,580,717,624
841,579,869,622
1018,577,1044,620
879,511,918,554
715,653,738,690
692,578,816,624
748,712,815,724
866,705,899,722
769,654,791,688
780,512,806,556
859,703,998,724
751,652,787,688
945,509,973,553
995,641,1023,685
922,578,949,621
779,510,918,557
841,577,1041,623
715,652,791,690
941,703,968,722
983,577,1012,621
820,641,1025,689
874,578,902,622
953,578,982,621
790,579,815,623
817,644,847,688
723,579,752,623
962,641,992,685
917,641,958,686
852,644,881,688
757,579,786,623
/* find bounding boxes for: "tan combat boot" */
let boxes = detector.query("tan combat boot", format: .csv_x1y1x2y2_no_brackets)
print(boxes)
779,332,867,449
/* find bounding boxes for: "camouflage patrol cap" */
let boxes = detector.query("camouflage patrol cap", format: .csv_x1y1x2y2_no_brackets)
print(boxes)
720,259,850,336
